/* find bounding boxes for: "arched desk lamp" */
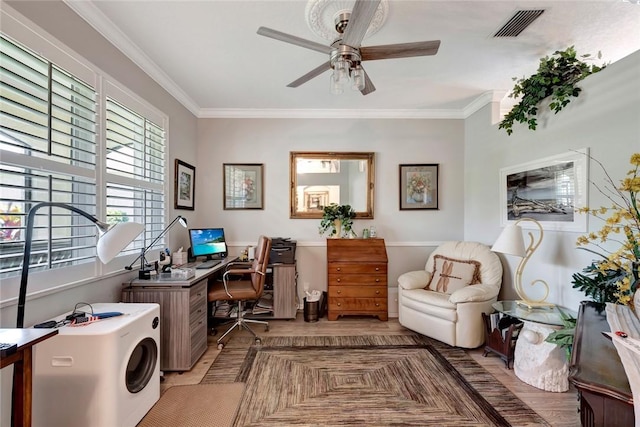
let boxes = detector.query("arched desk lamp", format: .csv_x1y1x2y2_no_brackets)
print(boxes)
17,202,144,328
125,215,188,279
491,217,555,310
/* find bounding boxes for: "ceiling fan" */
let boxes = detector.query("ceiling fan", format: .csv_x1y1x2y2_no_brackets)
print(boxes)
257,0,440,95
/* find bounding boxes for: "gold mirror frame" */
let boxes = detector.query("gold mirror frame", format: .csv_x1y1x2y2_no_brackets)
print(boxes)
290,151,375,219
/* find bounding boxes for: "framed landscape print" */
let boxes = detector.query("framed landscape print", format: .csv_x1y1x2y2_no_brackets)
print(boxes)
224,163,264,210
175,159,195,210
399,164,439,210
499,148,589,231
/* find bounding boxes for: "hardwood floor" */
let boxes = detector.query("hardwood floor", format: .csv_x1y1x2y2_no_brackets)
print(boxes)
162,314,581,426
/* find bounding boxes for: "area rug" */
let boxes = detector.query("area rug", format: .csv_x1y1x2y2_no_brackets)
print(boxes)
138,383,244,427
201,335,549,426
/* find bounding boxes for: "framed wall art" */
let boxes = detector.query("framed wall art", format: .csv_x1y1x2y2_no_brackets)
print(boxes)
499,148,589,231
399,164,439,210
174,159,195,210
224,163,264,210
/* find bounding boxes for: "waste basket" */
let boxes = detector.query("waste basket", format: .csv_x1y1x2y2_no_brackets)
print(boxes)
304,297,319,322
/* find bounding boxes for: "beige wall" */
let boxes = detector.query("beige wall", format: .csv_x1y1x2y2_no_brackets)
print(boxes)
465,50,640,309
195,118,465,305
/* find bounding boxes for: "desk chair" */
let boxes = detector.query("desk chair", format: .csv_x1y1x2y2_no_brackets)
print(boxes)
208,235,272,349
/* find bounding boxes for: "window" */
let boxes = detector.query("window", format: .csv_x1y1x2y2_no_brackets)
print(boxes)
0,32,167,282
105,98,166,257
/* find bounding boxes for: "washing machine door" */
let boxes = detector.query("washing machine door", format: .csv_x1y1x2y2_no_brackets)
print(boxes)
126,337,158,393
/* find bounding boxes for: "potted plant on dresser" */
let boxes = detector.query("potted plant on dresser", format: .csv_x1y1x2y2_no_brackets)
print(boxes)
319,204,355,238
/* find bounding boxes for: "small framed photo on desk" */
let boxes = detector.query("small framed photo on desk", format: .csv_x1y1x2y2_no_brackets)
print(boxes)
224,163,264,210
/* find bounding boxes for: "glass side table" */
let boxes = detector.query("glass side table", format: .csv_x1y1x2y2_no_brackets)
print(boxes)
493,301,577,393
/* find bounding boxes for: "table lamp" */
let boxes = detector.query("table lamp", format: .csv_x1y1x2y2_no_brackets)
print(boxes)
491,217,554,309
17,202,144,328
125,215,188,279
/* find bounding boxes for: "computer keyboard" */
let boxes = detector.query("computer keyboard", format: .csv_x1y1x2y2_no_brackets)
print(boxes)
196,259,222,269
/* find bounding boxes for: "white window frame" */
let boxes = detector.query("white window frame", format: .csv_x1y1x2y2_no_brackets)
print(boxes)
0,6,169,306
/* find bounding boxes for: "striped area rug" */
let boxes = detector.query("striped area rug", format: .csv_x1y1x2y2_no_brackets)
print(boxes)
201,335,549,426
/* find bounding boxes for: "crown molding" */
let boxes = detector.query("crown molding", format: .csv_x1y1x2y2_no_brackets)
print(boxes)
462,90,508,118
63,0,201,116
64,1,502,121
198,108,467,119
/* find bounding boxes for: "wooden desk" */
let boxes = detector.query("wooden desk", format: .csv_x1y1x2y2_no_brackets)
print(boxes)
1,328,58,427
569,301,634,426
122,258,236,371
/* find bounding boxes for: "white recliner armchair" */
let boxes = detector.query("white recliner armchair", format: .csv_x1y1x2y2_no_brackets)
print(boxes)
398,241,503,349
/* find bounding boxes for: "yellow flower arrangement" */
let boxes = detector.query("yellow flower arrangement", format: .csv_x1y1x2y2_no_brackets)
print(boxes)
574,153,640,305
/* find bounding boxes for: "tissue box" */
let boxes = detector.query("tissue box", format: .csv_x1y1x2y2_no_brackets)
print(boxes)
172,252,188,266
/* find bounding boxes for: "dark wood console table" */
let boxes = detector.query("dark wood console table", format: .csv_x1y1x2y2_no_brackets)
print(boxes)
569,301,634,427
1,328,58,427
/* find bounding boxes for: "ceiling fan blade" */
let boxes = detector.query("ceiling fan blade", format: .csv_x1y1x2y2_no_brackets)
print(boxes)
341,0,381,48
257,27,332,55
360,67,376,96
361,40,441,61
287,62,332,88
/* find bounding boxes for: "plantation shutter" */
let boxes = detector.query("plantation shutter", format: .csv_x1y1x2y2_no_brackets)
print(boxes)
0,34,98,276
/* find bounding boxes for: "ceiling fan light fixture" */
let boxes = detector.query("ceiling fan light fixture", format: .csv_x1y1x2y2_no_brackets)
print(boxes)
330,71,344,94
336,59,350,82
351,65,365,91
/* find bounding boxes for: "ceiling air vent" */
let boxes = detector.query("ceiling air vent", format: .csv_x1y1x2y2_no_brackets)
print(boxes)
494,10,544,37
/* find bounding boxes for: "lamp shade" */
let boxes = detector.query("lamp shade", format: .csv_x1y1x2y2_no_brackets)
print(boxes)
491,223,526,257
97,221,145,263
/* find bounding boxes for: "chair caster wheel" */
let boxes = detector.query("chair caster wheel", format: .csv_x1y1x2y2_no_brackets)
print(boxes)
255,338,261,345
217,343,224,350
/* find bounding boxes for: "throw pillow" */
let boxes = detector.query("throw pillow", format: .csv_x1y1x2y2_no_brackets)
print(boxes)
427,255,481,294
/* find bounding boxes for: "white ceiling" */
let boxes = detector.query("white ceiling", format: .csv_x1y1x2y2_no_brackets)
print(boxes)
65,0,640,118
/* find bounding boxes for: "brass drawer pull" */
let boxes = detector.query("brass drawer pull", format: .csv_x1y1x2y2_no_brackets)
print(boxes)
337,267,341,271
375,279,380,282
375,303,380,307
337,278,341,282
337,290,342,294
375,267,380,271
375,290,380,294
337,303,341,306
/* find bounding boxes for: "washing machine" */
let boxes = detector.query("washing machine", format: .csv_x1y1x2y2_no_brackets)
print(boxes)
32,302,160,427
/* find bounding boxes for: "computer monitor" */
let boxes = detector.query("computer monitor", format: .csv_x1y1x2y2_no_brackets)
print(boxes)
188,228,227,260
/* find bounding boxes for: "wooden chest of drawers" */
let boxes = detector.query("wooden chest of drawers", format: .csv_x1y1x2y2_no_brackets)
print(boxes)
327,238,388,321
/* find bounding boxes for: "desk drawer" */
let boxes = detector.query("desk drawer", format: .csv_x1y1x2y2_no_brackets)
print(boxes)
329,263,387,275
189,281,207,312
329,286,385,298
328,274,386,286
329,297,387,312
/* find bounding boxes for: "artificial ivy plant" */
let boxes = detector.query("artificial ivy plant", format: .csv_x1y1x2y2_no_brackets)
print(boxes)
499,46,605,136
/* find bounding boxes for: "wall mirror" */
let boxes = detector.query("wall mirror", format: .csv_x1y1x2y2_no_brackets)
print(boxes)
290,151,375,219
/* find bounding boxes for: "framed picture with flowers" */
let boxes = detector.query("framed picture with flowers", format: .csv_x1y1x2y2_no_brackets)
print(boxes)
223,163,264,210
399,164,439,210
